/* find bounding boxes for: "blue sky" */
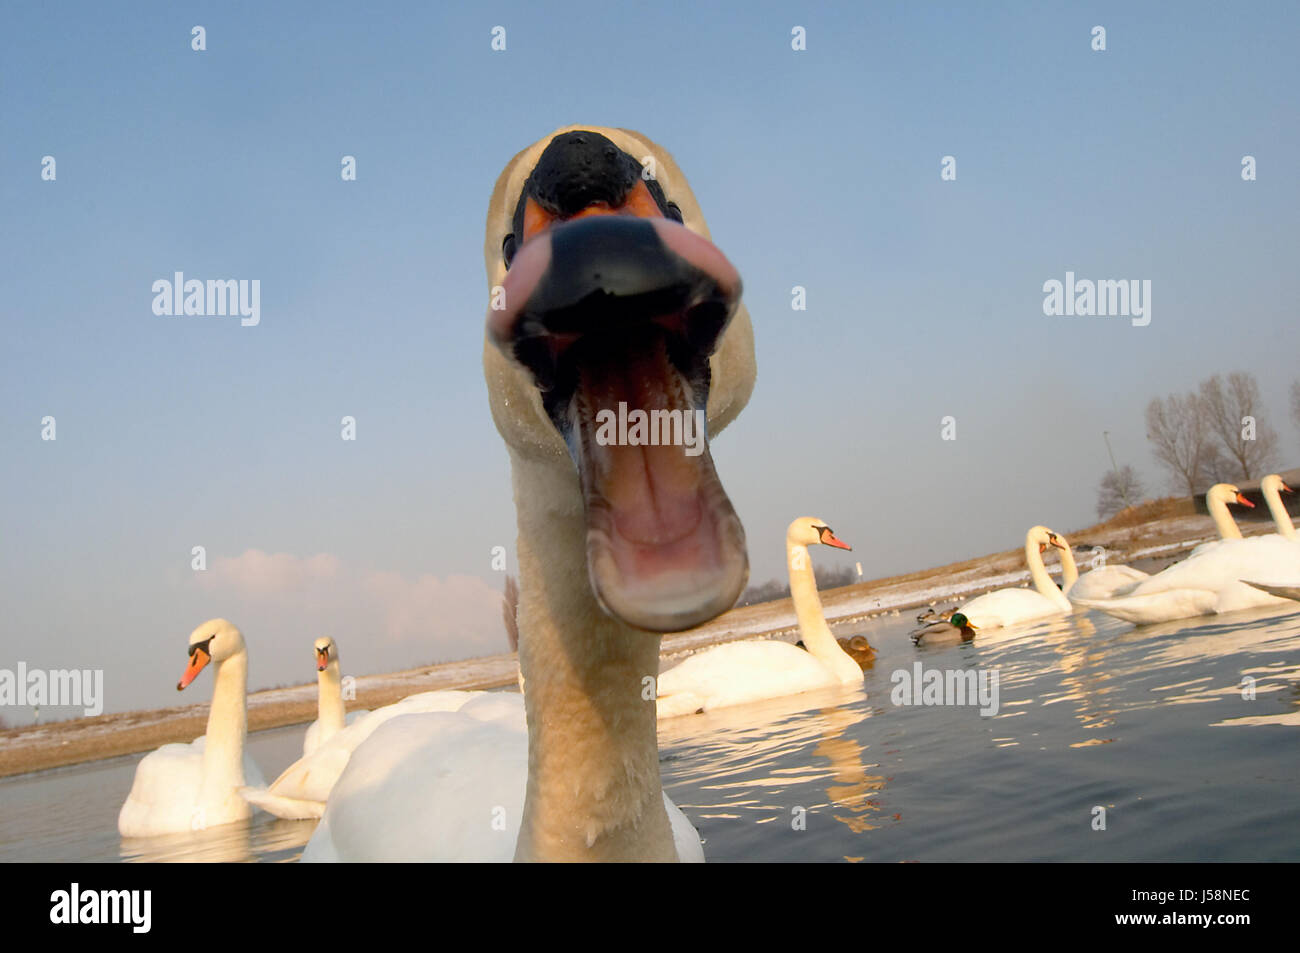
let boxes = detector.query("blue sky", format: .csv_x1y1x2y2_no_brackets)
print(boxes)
2,2,1297,714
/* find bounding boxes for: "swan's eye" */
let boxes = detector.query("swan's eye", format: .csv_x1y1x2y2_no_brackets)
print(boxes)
502,233,518,268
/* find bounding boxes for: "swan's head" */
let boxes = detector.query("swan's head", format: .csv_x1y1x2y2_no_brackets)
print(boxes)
1208,483,1254,508
177,619,245,691
314,636,338,672
1027,526,1068,554
788,517,852,550
483,127,756,632
1262,474,1293,497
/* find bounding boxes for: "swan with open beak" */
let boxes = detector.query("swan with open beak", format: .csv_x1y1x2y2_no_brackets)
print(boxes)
484,128,754,633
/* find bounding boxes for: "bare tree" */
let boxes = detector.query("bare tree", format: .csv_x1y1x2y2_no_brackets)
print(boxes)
1197,372,1278,480
1096,465,1146,519
1146,393,1216,494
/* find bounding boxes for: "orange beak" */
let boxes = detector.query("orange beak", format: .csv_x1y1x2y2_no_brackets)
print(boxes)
316,648,329,672
1236,492,1255,508
520,178,667,243
177,646,211,691
1283,483,1294,495
821,529,852,551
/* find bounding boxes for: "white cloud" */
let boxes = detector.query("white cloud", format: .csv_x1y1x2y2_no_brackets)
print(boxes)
195,549,510,674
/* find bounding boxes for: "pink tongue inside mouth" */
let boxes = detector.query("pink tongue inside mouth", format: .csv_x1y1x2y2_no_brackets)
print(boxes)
573,336,746,631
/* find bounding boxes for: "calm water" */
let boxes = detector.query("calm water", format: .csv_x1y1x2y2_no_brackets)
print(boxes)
3,605,1298,862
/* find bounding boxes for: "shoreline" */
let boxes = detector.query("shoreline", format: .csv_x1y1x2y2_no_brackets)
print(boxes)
1,498,1284,780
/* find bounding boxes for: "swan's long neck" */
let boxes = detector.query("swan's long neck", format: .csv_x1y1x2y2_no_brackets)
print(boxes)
788,540,860,683
1025,538,1072,612
1263,484,1296,539
1208,493,1243,539
510,455,676,862
316,661,346,741
199,651,247,803
1057,542,1079,592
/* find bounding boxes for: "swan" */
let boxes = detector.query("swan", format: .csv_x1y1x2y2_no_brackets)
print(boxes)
949,526,1074,629
1231,475,1299,603
655,518,865,717
118,619,266,837
302,126,755,862
241,688,492,819
1261,474,1296,539
301,636,366,756
1066,484,1255,601
1072,510,1300,625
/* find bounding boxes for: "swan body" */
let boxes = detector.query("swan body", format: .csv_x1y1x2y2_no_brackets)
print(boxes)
301,691,704,862
656,518,863,717
118,619,266,837
303,127,754,861
1073,535,1300,624
301,636,368,756
302,710,364,757
241,690,479,819
1067,484,1254,602
1066,564,1151,601
955,527,1073,629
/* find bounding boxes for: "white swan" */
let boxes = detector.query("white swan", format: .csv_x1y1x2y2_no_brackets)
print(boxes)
1072,508,1300,626
302,126,755,862
949,526,1074,629
655,518,864,717
240,689,488,820
1261,473,1296,539
1067,483,1253,601
301,636,366,757
118,619,266,837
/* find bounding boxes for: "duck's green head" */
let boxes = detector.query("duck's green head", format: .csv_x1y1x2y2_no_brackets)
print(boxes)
951,612,977,631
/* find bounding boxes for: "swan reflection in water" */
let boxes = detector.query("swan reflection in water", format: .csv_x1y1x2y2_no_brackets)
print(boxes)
658,682,891,862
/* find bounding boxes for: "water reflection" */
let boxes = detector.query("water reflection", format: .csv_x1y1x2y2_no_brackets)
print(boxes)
659,682,894,861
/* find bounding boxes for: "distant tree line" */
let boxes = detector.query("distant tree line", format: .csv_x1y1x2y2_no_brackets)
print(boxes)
1096,371,1294,519
737,563,858,607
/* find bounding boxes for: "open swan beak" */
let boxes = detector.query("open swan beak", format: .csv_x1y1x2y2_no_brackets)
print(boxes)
488,131,748,632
